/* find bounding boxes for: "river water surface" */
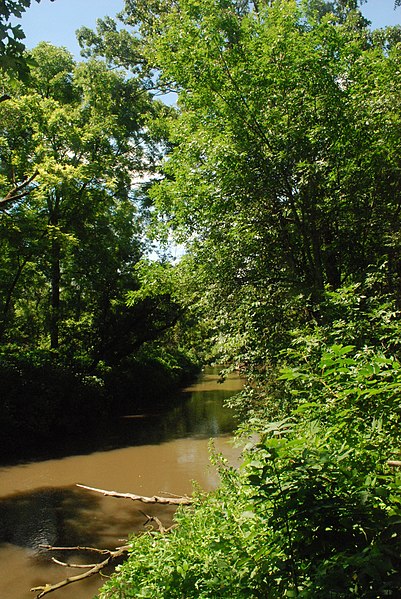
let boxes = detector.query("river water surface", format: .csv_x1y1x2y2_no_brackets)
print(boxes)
0,368,243,599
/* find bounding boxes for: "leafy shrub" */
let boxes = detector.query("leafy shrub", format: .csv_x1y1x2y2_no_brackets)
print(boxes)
98,459,273,599
99,339,401,598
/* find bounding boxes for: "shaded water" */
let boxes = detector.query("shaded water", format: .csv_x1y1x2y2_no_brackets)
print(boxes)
0,368,243,599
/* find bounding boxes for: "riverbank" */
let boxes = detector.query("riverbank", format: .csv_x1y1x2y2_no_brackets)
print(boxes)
0,345,200,465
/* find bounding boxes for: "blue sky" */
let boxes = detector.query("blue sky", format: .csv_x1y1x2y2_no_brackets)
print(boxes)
19,0,125,57
18,0,401,59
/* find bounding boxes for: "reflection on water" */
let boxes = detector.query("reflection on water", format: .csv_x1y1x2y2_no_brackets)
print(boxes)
1,370,241,466
0,368,243,599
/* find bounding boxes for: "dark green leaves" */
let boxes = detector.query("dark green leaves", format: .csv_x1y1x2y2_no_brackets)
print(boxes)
0,1,55,79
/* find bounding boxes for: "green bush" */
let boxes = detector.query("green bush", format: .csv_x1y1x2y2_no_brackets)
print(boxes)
98,459,272,599
99,338,401,598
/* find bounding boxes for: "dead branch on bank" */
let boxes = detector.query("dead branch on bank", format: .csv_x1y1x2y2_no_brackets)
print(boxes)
76,483,193,505
30,484,191,598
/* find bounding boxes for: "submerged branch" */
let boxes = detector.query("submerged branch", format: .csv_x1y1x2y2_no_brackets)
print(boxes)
77,483,193,505
31,545,129,598
30,484,188,597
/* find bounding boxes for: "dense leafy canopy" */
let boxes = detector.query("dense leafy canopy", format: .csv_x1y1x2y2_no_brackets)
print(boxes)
0,38,194,456
3,0,401,596
78,1,401,597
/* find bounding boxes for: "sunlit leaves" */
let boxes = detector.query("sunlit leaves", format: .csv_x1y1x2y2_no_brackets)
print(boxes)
0,41,157,355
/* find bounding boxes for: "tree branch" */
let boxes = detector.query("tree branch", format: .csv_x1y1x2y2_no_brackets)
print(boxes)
0,170,39,209
30,483,186,598
76,483,192,505
31,545,129,598
51,557,99,569
140,510,175,534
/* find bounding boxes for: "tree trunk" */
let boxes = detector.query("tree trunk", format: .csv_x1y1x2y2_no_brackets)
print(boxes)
49,192,61,350
50,239,60,350
0,260,26,342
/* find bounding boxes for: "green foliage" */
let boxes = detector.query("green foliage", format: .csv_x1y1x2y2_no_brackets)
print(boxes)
0,40,199,459
239,336,401,597
99,461,271,598
100,330,401,598
118,0,401,376
0,42,154,356
243,418,401,597
2,0,401,594
0,0,396,594
80,1,401,597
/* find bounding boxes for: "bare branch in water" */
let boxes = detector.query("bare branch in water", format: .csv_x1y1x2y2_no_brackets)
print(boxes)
77,483,192,504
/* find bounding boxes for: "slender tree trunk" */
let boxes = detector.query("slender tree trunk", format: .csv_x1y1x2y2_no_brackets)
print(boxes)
0,229,48,342
50,239,60,350
49,192,61,350
0,260,26,342
323,223,341,290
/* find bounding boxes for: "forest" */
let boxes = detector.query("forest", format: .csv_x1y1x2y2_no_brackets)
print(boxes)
2,0,401,597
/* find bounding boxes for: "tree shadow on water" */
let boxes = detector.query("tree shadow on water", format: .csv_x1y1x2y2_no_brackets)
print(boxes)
0,486,105,563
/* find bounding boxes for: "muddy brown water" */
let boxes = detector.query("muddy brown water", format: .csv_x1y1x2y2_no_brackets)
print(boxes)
0,368,243,599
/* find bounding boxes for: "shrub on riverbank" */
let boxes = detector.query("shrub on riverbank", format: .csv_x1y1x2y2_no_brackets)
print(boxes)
99,337,401,598
98,290,401,597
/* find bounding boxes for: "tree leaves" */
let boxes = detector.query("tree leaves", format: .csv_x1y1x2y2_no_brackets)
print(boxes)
0,1,55,79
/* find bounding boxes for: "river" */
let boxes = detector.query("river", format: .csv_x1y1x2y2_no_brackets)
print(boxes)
0,368,243,599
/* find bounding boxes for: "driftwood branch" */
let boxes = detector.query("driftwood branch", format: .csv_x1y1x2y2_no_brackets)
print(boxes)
30,484,190,597
0,170,39,209
77,483,192,505
51,557,99,569
31,545,129,598
140,510,176,534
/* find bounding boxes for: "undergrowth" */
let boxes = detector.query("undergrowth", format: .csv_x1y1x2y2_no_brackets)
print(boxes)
98,293,401,598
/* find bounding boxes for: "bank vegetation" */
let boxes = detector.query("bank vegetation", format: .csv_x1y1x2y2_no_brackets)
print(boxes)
2,0,401,597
